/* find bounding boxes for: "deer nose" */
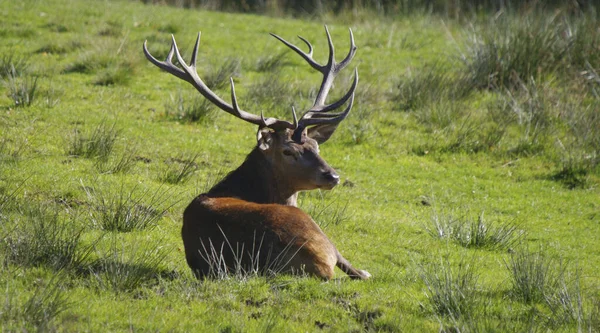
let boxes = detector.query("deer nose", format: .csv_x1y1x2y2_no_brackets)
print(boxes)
323,171,340,184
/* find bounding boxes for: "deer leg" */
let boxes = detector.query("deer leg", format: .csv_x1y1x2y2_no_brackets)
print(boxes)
336,252,371,280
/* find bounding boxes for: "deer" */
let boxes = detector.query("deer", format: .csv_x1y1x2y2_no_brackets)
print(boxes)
143,26,370,280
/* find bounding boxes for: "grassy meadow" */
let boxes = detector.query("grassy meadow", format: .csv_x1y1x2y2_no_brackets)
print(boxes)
1,0,599,331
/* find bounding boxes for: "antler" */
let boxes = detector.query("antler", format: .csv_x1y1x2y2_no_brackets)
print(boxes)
143,33,297,131
270,26,358,139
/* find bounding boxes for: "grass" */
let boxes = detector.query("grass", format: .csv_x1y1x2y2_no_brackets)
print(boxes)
164,93,218,123
95,146,138,174
159,153,199,184
3,66,38,107
505,247,561,304
417,254,479,319
0,0,599,331
424,209,522,250
84,183,175,232
246,72,298,116
392,62,472,111
255,51,289,72
87,236,168,292
1,201,92,271
204,57,241,90
2,272,73,331
68,121,119,161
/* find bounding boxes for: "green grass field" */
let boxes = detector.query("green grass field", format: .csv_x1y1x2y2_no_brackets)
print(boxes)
1,0,599,331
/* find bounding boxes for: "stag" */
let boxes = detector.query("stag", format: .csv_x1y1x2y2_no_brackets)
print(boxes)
144,27,370,280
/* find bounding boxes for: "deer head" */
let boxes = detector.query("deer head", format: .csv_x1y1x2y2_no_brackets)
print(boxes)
143,27,357,203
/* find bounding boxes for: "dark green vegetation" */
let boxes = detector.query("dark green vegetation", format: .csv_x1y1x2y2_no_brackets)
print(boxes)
1,0,599,331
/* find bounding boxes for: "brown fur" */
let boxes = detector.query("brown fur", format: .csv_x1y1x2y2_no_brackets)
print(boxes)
182,195,370,280
208,129,338,206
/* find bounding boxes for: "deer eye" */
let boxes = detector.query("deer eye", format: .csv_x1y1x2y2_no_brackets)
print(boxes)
282,149,295,157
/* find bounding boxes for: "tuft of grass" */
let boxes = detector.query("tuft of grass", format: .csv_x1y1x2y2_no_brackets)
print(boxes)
95,146,138,174
0,51,29,78
164,93,218,123
392,63,472,111
94,64,135,86
36,40,84,55
544,266,586,329
84,183,174,232
505,247,561,304
62,41,137,84
22,274,72,331
417,255,479,319
255,51,289,72
346,104,377,145
424,210,522,250
1,202,91,271
563,13,600,76
3,66,38,108
157,22,180,34
554,100,600,189
67,121,119,161
159,153,199,184
247,73,297,116
552,156,594,190
63,51,118,74
496,79,556,156
204,57,241,90
461,15,567,91
88,236,168,292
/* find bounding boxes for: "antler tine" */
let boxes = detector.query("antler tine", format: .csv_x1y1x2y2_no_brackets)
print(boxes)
143,39,186,81
144,33,296,131
270,33,321,71
306,26,356,115
307,68,358,115
324,25,335,67
271,26,358,134
337,28,357,72
298,91,355,128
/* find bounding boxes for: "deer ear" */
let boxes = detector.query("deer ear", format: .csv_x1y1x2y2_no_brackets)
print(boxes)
306,123,340,144
257,128,274,151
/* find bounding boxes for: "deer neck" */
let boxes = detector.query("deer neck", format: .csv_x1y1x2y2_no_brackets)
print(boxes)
207,148,298,206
